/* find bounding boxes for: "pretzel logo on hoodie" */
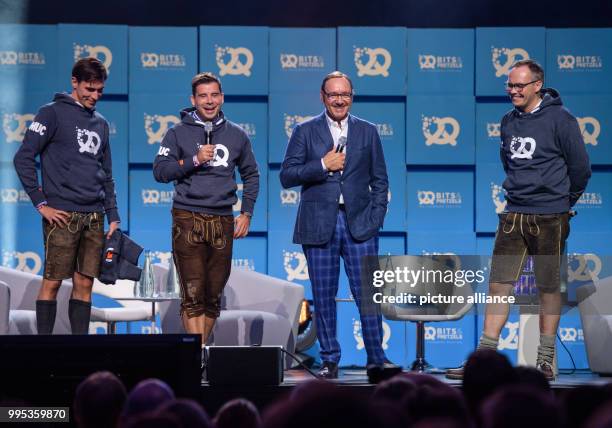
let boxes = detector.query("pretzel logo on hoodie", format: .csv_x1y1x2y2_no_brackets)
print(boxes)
509,136,536,160
76,127,101,155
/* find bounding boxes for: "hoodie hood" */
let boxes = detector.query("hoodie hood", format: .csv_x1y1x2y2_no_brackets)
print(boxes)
513,88,562,117
179,107,226,131
53,92,97,114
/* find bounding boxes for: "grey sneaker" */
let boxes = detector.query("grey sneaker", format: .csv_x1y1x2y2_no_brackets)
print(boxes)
536,361,555,381
445,362,466,380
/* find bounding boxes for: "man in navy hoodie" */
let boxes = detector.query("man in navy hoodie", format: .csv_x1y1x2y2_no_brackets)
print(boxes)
153,72,259,347
447,59,591,380
13,58,120,334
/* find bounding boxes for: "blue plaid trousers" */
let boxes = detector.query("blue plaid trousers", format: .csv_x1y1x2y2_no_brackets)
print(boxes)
303,209,386,365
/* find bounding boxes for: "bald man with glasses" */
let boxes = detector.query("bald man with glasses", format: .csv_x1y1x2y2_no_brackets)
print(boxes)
447,59,591,381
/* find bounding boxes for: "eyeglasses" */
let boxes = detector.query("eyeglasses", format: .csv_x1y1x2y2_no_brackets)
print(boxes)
323,92,353,101
505,80,540,92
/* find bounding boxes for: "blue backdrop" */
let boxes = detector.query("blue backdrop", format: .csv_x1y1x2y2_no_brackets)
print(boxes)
1,25,610,368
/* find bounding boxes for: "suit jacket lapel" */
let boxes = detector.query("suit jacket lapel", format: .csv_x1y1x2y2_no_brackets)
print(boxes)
315,112,334,152
344,114,359,174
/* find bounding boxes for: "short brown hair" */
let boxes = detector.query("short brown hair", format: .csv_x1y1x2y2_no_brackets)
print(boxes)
72,58,107,83
511,59,544,83
321,71,353,93
191,72,222,95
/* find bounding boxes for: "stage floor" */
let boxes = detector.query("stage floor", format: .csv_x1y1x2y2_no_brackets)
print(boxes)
275,368,612,388
199,368,612,413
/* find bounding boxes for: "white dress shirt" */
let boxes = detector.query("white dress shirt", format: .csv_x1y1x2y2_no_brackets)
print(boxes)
321,113,349,204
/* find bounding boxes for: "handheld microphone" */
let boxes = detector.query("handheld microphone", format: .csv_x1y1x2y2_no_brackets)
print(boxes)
335,136,347,153
329,136,347,176
203,122,213,166
204,122,213,145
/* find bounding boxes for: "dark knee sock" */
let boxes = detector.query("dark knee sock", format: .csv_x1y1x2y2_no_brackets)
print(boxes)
69,299,92,334
36,300,57,334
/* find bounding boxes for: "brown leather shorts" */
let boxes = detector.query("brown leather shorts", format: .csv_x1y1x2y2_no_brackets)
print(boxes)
171,208,234,319
43,211,105,280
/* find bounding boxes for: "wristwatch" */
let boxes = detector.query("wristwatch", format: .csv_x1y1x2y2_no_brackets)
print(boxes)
241,211,252,218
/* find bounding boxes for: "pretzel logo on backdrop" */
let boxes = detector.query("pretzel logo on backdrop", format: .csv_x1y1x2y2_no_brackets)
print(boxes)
280,189,300,206
418,54,463,70
284,114,313,138
491,183,507,214
280,53,324,69
568,253,602,282
2,250,43,275
0,51,18,65
354,319,391,350
215,46,254,76
424,326,463,342
418,190,462,208
557,55,575,70
0,188,30,203
144,114,180,144
3,113,35,142
283,251,309,281
141,53,186,68
577,117,600,146
418,191,435,206
354,47,392,77
74,44,113,72
418,55,436,70
559,327,584,342
487,122,501,138
422,116,460,146
142,189,160,204
0,50,45,66
498,321,519,350
492,47,529,77
76,127,101,155
142,189,174,205
232,183,244,212
558,54,602,70
509,136,536,160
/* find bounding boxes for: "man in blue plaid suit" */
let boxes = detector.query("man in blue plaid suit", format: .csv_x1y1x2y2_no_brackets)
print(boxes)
280,71,394,379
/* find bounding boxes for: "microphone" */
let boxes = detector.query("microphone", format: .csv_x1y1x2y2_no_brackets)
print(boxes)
329,136,347,176
336,136,347,153
204,121,213,145
203,122,213,166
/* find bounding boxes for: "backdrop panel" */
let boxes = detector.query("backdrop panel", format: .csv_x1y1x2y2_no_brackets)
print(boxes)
406,96,475,165
199,26,268,95
406,29,474,95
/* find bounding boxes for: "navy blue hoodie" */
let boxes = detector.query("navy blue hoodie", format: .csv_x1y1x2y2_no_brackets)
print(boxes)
152,108,259,216
13,93,120,223
500,88,591,214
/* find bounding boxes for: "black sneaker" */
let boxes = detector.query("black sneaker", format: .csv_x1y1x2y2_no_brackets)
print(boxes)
317,361,338,379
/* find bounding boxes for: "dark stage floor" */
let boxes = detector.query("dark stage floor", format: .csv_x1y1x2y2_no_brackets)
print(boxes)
199,368,612,414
